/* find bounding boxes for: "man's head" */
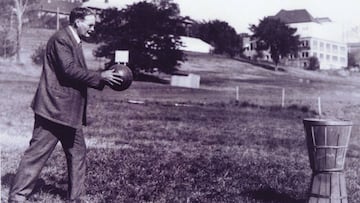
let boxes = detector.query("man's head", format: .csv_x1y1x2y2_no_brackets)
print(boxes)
69,7,96,39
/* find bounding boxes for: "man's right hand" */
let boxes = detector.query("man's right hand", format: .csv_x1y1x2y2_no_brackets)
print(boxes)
101,69,123,86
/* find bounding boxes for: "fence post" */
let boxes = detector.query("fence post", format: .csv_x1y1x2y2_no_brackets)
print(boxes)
56,7,60,30
318,97,322,116
236,86,239,101
281,88,285,108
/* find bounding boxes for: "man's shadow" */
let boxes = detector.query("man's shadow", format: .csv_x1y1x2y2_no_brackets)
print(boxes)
2,173,67,200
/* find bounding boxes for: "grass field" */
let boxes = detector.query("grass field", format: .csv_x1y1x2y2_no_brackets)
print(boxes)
1,28,360,202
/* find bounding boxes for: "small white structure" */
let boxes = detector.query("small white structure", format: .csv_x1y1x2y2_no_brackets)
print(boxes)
179,36,214,53
115,50,129,63
171,73,200,89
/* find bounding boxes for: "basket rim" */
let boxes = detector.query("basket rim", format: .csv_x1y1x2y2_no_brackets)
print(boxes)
303,118,352,126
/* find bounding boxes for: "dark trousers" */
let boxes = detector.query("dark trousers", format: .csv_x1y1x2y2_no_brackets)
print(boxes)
8,115,87,203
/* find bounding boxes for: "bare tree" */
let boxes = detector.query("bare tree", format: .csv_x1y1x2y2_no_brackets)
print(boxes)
13,0,29,63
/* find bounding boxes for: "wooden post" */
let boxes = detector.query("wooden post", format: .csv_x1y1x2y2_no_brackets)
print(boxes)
318,97,322,116
56,7,60,30
281,88,285,108
236,86,239,101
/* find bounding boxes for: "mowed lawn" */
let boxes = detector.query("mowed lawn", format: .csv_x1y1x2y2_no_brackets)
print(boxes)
1,28,360,202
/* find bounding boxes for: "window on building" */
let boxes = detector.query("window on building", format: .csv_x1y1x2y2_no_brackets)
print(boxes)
290,54,297,59
320,53,324,59
340,57,346,63
313,52,317,57
320,42,324,51
302,52,309,58
340,46,346,54
326,43,331,51
302,40,309,47
312,40,318,50
332,45,338,53
332,56,338,61
313,40,318,46
326,55,330,60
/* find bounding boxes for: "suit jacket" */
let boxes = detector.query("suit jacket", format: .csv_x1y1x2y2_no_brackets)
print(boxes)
31,26,104,129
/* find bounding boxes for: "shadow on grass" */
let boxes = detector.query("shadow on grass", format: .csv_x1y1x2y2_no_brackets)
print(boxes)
235,57,286,72
135,73,170,84
1,173,67,200
245,188,306,203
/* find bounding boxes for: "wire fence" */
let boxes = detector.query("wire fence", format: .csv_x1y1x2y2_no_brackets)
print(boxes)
113,82,358,118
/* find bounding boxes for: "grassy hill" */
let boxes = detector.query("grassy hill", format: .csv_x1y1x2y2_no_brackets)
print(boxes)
1,28,360,202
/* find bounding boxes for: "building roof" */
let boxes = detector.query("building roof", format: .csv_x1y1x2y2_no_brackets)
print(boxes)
314,17,332,23
271,9,315,24
179,36,213,53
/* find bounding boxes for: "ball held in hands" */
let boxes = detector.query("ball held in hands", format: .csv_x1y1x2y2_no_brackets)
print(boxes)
108,64,133,91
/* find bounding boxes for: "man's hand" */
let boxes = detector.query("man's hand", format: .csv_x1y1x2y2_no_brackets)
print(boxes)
101,69,123,86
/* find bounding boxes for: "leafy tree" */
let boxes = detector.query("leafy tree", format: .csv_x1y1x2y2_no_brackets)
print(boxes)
250,17,300,68
152,0,180,16
94,1,184,74
192,20,242,57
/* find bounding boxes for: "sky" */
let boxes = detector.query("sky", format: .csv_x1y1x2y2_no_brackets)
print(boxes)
87,0,360,34
173,0,360,33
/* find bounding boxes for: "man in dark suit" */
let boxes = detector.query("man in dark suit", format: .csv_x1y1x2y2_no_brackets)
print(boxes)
8,7,122,203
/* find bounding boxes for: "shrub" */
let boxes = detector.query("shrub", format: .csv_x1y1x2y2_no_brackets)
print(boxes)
347,52,360,68
307,56,320,70
31,44,46,65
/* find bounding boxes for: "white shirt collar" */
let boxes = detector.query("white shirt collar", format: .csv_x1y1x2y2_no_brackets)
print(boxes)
69,26,81,44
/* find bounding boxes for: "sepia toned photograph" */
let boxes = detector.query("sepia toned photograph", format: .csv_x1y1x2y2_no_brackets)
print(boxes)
1,0,360,202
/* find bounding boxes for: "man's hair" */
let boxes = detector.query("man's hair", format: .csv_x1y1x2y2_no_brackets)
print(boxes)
69,7,95,25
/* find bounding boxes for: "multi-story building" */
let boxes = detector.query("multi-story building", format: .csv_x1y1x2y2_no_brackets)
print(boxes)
243,9,348,70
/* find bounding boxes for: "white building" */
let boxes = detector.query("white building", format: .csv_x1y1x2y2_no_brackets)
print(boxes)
179,36,213,53
243,9,348,70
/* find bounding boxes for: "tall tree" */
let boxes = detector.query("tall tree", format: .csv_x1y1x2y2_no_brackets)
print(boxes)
94,1,184,74
250,17,300,68
14,0,29,63
192,20,242,57
152,0,180,16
